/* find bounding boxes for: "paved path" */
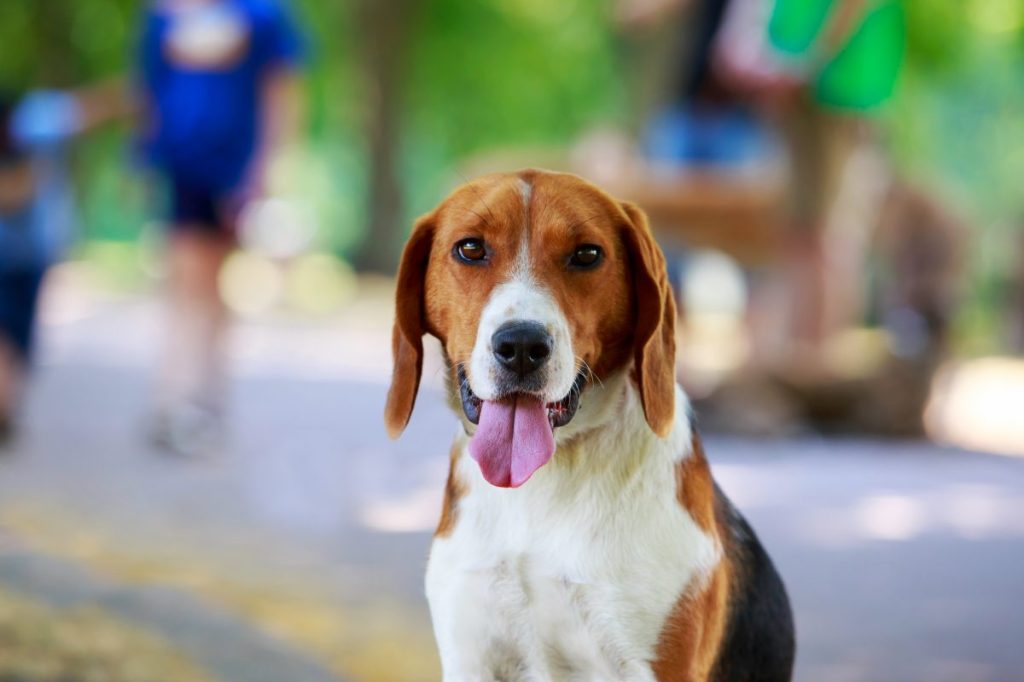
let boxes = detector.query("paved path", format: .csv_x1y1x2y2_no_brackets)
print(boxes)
1,286,1022,681
0,535,339,682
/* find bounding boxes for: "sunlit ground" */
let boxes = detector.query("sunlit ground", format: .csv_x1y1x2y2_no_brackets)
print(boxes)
0,586,212,682
926,357,1024,458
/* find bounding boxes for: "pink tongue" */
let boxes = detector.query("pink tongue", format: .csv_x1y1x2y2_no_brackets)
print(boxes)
469,396,556,488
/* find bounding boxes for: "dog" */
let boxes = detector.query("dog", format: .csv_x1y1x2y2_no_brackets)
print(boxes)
385,170,795,681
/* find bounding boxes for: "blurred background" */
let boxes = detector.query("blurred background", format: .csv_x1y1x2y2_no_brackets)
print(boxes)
0,0,1023,680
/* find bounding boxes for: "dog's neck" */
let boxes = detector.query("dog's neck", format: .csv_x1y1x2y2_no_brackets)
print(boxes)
554,368,637,443
550,369,692,482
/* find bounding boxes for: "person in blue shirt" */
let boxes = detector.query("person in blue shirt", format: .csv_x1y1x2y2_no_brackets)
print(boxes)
0,85,128,446
138,0,305,456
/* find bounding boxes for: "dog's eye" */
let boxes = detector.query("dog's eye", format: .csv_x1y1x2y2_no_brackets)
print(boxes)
569,244,603,269
455,239,488,264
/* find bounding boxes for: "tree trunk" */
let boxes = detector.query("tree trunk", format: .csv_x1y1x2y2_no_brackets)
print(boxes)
33,0,75,86
1008,231,1024,354
353,0,419,274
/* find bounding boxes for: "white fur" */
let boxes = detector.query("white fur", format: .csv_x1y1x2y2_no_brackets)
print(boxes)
426,377,720,681
518,177,533,212
468,278,577,404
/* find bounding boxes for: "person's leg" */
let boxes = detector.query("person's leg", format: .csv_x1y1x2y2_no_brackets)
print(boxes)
741,98,827,368
772,99,862,365
815,118,880,346
156,228,232,415
788,231,829,348
0,268,45,446
0,338,21,442
152,180,234,455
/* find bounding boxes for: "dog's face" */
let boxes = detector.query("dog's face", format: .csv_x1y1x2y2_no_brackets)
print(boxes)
386,170,677,486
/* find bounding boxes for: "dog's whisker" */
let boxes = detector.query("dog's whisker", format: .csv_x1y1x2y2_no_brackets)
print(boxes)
575,357,602,389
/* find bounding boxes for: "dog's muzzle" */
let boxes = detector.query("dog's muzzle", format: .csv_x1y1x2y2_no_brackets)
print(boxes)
459,364,586,430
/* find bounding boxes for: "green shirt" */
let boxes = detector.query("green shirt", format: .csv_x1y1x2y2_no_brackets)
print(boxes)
769,0,905,111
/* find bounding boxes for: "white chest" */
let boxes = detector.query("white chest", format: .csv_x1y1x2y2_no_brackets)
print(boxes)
425,399,718,682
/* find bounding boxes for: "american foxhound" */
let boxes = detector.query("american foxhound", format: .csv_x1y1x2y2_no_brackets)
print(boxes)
386,170,795,681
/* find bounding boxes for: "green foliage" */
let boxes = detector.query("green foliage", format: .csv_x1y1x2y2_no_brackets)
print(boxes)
0,0,137,90
0,0,625,252
408,0,623,157
885,0,1024,336
2,0,1024,334
404,0,625,215
902,0,968,72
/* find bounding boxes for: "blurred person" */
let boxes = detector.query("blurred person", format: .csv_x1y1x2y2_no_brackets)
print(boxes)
137,0,305,456
616,0,906,345
0,84,129,447
701,0,971,437
619,0,955,437
715,0,905,365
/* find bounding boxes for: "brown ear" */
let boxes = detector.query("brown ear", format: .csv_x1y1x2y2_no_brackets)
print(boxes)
384,213,435,439
620,201,677,437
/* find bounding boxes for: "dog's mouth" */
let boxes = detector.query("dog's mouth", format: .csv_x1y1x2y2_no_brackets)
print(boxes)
458,365,588,488
458,365,586,430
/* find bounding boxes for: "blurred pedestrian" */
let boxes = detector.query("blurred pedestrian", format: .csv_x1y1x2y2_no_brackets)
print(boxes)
0,83,129,447
137,0,305,456
715,0,905,365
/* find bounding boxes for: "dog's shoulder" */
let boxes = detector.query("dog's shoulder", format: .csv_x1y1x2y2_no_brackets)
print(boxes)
709,483,796,682
653,429,795,682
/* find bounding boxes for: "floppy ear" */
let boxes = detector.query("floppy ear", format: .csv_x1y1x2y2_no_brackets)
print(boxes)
384,213,435,439
620,201,677,437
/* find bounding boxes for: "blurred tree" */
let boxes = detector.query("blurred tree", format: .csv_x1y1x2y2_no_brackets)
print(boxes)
0,0,625,270
403,0,624,213
353,0,422,273
0,0,136,90
902,0,967,72
0,0,1020,348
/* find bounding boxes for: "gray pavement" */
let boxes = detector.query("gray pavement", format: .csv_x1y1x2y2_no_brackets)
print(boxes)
1,288,1023,681
0,539,338,682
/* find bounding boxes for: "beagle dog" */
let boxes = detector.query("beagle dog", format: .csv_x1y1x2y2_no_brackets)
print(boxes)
385,170,795,681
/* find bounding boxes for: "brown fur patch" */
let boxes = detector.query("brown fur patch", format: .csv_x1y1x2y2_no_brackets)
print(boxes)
435,441,466,538
652,562,731,682
385,169,677,438
652,431,730,680
675,432,716,534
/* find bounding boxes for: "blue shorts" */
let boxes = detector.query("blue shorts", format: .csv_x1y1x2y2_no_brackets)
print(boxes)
0,268,45,360
168,178,239,236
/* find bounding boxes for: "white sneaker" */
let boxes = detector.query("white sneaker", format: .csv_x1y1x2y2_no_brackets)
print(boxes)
148,402,226,458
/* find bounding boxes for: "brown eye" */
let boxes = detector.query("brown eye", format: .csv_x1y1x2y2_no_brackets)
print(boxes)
455,238,487,263
569,244,602,269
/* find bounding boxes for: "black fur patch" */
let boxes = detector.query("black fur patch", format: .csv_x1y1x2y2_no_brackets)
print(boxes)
710,484,796,681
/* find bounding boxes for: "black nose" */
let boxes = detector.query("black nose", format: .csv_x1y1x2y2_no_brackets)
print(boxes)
492,322,553,378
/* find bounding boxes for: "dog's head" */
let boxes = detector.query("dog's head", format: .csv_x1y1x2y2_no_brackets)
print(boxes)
385,170,676,487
